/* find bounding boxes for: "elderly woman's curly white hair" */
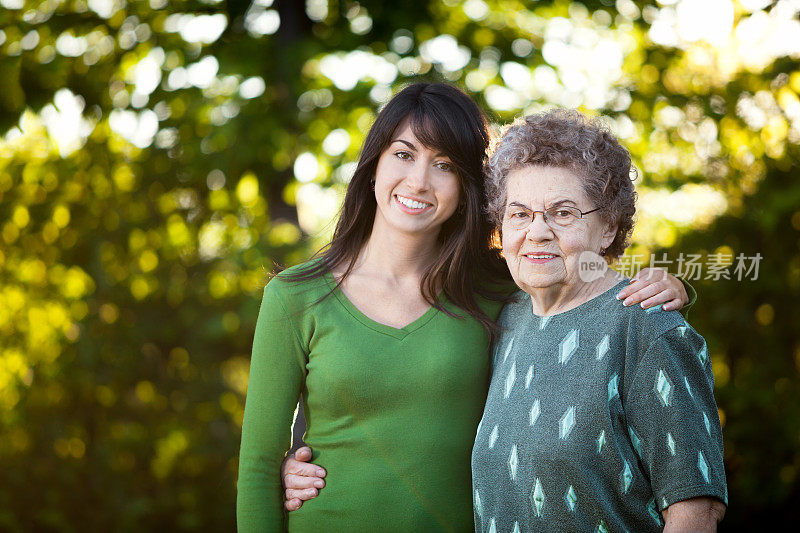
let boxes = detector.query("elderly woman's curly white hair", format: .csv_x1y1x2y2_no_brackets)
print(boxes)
485,108,638,260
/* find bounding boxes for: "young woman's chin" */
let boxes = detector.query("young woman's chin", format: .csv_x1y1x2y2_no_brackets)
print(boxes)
373,204,456,240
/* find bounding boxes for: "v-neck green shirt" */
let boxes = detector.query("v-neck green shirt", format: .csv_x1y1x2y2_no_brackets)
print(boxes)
237,264,504,532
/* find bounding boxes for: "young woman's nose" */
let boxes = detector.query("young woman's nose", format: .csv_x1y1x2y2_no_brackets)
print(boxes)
404,161,431,191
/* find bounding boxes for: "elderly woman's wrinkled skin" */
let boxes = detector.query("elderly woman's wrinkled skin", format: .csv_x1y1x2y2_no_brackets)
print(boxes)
500,165,618,315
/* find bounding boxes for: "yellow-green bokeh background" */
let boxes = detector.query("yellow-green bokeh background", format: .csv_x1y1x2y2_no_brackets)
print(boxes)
1,0,798,530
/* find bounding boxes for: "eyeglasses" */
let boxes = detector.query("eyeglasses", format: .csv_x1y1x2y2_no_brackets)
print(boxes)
504,204,604,230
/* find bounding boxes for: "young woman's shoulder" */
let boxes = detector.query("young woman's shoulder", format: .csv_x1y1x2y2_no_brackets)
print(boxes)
263,259,331,310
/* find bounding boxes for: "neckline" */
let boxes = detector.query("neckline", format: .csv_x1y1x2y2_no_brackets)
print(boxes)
323,271,442,339
525,279,630,320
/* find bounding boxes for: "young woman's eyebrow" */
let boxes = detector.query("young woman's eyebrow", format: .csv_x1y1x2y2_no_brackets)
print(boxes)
391,139,417,151
391,139,450,159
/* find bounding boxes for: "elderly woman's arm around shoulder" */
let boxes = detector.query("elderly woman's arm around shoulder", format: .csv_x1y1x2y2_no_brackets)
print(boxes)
662,496,726,532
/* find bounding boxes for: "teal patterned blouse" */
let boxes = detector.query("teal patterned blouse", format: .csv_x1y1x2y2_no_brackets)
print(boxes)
471,280,727,533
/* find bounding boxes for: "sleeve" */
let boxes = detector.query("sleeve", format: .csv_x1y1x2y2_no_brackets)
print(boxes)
676,276,697,319
624,324,727,511
237,281,308,532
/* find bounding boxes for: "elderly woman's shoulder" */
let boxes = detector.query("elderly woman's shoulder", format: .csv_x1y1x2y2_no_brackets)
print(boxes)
616,297,698,349
495,289,532,324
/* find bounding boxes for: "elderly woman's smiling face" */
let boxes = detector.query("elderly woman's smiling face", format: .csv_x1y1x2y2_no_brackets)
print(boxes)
501,165,617,295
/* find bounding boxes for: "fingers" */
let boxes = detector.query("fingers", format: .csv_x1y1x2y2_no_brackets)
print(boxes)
666,274,690,306
617,278,649,302
635,271,686,310
618,280,664,307
619,279,684,310
284,459,327,479
285,473,325,490
284,498,303,512
285,487,319,501
284,447,326,478
282,446,324,513
294,446,313,462
638,290,680,310
661,298,684,312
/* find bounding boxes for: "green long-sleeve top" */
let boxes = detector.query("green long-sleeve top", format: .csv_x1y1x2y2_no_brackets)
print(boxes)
236,264,505,532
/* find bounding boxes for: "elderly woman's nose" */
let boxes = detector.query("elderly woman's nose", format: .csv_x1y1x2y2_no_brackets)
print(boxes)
525,213,553,240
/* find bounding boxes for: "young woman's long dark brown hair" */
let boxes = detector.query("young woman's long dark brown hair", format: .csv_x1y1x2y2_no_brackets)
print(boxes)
282,82,511,341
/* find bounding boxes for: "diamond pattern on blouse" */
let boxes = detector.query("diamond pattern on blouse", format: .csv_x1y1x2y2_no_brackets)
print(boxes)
504,361,516,399
684,376,694,399
607,373,619,402
698,343,708,366
502,337,514,364
559,329,579,365
629,426,643,458
472,294,726,532
530,478,545,517
530,399,541,426
596,334,610,361
620,460,633,494
564,485,577,512
698,450,710,482
654,369,673,407
525,364,534,389
559,406,576,440
645,304,663,314
508,444,518,481
647,498,663,525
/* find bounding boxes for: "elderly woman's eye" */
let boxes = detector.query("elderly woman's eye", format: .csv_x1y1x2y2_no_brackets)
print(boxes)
554,209,573,218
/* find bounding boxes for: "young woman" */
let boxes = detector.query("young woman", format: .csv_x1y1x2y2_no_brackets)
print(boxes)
236,83,690,532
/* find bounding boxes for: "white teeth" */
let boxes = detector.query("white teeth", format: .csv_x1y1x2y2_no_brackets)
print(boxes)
526,253,556,258
396,196,431,209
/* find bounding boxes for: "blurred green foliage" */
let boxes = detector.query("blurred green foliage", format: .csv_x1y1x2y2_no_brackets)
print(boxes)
0,0,798,530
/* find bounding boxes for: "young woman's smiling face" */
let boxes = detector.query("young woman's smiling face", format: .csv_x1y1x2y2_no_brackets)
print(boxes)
371,119,461,239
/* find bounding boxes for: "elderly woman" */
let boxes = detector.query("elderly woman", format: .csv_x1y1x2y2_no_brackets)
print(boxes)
470,109,727,532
